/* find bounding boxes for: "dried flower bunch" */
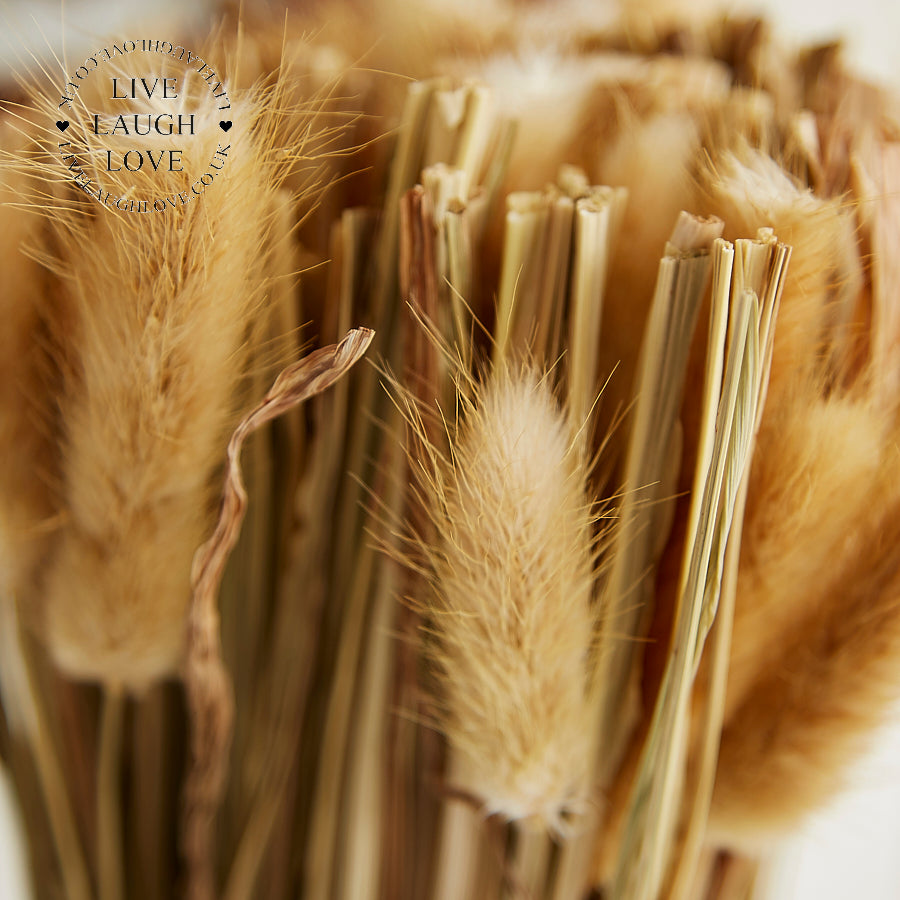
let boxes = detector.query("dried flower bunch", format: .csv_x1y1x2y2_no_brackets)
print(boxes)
1,1,900,899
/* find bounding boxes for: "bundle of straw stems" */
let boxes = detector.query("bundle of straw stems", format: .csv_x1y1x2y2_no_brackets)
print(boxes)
2,2,900,899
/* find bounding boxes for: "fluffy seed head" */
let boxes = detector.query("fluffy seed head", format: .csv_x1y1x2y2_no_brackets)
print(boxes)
697,145,861,392
17,56,318,690
418,365,596,831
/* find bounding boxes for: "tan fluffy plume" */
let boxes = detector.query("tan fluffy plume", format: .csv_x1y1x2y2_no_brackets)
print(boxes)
15,53,315,690
412,363,597,830
691,139,900,846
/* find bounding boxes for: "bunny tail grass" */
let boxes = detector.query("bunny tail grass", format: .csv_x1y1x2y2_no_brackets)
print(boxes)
416,363,597,831
19,64,306,690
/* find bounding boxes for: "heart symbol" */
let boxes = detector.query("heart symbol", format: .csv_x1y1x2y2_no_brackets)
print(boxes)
219,121,232,132
56,120,70,132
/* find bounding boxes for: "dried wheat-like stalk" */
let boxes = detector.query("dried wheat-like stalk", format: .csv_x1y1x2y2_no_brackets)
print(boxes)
20,86,267,689
3,38,342,695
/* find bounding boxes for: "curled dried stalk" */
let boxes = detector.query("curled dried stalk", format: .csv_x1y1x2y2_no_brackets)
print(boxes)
183,327,374,900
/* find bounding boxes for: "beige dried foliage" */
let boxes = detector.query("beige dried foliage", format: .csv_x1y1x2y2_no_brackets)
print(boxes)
595,110,700,453
696,144,862,393
690,147,867,726
723,398,887,713
15,58,319,690
7,6,900,899
711,458,900,846
0,122,55,605
412,364,597,830
448,50,604,192
688,139,900,846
